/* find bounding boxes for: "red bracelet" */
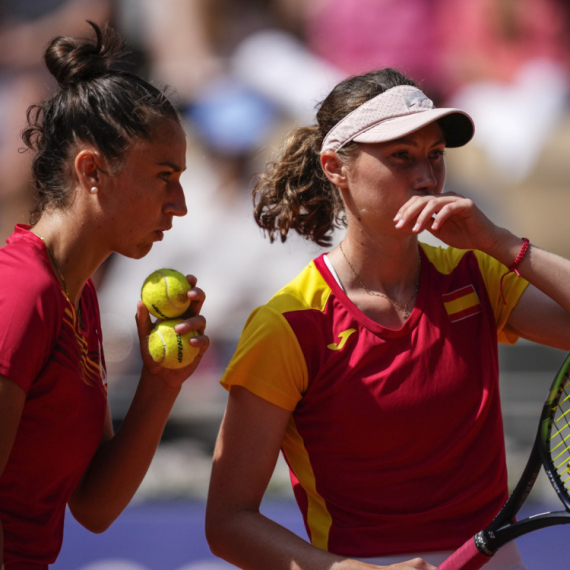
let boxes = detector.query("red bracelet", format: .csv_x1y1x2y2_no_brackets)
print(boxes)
509,237,530,276
500,237,530,305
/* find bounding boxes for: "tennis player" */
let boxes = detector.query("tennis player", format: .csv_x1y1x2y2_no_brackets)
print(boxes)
0,22,208,569
205,68,570,569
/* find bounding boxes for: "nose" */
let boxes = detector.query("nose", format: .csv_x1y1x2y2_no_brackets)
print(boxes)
165,182,187,217
414,159,440,194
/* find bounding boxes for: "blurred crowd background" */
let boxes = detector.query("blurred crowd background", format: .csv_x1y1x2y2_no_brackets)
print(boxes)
2,0,570,520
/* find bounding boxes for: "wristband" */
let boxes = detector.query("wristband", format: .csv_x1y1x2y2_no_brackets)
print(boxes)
500,238,530,305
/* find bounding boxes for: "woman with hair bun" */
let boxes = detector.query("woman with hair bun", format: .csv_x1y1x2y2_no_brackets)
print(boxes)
205,68,570,569
0,21,209,568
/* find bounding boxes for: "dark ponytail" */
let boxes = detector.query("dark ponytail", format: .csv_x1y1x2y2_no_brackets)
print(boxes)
253,68,416,246
22,21,180,223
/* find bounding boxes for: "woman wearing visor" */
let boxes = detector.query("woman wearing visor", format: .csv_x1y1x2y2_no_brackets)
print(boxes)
205,68,570,569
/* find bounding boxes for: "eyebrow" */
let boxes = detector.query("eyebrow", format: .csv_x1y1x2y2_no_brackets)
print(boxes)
157,161,187,172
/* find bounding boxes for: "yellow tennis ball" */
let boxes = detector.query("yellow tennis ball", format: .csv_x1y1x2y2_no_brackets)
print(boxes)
148,319,200,369
141,269,191,319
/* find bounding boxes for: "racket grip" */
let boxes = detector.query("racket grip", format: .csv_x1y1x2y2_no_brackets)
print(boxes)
437,538,492,570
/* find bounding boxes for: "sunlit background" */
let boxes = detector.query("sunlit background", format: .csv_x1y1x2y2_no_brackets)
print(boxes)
1,0,570,568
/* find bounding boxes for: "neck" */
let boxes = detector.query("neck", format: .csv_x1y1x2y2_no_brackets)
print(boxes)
337,232,421,294
31,213,108,306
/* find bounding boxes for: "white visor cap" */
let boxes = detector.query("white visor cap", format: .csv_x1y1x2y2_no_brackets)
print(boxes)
320,85,474,154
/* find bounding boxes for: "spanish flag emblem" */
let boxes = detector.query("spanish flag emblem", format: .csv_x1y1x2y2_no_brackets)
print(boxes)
442,284,481,322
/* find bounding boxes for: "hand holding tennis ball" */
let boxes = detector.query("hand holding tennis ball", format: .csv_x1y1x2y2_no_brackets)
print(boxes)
141,269,203,370
148,319,200,369
141,268,192,319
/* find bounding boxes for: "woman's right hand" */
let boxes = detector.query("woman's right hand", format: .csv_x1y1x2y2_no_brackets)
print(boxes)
352,557,435,569
356,559,435,570
394,192,501,254
387,559,436,570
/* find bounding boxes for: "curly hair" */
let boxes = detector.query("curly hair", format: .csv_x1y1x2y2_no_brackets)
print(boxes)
252,68,417,246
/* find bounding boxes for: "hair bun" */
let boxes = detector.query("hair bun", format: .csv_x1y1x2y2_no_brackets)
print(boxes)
44,21,126,88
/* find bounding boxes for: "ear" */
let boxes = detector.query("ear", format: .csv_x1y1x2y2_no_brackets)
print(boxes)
320,150,349,189
74,149,103,193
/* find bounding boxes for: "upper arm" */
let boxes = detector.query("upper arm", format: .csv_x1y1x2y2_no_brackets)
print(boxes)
206,386,292,518
506,284,570,350
0,374,26,477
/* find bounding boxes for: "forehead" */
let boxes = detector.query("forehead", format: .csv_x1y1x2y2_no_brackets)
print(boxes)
126,120,186,165
149,119,186,145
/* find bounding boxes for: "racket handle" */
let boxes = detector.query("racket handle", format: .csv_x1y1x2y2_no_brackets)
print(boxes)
437,538,492,570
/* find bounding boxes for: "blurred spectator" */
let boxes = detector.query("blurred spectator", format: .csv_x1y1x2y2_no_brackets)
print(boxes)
229,0,444,122
439,0,570,181
230,29,343,124
303,0,446,101
117,0,222,107
439,0,570,95
0,0,113,243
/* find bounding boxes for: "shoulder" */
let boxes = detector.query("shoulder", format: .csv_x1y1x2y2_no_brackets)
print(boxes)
0,230,66,322
419,242,472,273
1,247,61,303
266,257,332,316
419,242,504,277
237,257,333,362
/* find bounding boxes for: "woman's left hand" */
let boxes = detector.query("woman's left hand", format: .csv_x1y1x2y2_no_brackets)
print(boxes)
394,192,502,252
135,274,209,389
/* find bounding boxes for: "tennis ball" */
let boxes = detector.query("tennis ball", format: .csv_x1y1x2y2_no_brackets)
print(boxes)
148,319,200,369
141,269,191,319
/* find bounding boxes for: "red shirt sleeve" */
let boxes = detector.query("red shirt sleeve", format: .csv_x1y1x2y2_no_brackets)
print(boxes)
0,241,63,392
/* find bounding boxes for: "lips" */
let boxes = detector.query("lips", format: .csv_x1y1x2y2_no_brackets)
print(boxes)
154,220,173,241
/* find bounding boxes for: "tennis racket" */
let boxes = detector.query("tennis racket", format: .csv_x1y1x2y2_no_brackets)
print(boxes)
438,351,570,570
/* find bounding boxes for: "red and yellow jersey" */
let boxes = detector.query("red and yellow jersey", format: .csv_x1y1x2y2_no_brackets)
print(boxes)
221,243,529,557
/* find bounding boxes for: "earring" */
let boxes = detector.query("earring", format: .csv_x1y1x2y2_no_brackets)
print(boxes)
90,186,98,194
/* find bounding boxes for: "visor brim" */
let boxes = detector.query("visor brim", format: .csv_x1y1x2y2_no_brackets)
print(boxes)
352,109,474,148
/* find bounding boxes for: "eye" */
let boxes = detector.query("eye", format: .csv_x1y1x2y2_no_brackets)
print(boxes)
392,150,410,160
159,171,172,181
430,149,446,160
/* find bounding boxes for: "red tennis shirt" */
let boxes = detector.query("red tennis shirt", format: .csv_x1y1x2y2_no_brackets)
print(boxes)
221,243,529,557
0,226,108,567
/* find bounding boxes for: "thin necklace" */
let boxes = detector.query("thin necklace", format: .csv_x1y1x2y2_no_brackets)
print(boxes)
338,240,420,319
31,231,81,321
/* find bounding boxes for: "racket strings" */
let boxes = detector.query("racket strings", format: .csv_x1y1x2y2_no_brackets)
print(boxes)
549,377,570,488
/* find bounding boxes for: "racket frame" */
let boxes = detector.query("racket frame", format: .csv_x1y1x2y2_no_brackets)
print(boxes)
473,353,570,555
